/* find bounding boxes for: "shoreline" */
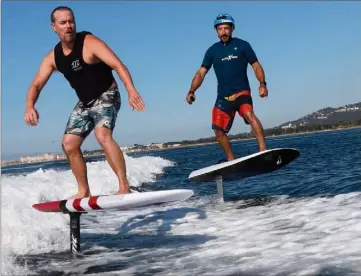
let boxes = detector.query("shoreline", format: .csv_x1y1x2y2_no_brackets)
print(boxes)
135,125,361,152
2,126,360,168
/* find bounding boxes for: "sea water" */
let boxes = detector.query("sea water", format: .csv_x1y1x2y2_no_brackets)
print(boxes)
1,128,361,276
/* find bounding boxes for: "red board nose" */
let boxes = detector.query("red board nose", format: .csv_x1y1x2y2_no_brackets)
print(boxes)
32,200,62,212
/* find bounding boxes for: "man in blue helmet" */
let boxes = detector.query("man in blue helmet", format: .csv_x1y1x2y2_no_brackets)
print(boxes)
186,13,268,162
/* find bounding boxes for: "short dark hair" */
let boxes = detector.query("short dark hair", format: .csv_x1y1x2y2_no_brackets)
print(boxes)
50,6,74,23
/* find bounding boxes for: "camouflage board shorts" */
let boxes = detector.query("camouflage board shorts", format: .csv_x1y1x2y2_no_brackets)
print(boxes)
64,87,121,137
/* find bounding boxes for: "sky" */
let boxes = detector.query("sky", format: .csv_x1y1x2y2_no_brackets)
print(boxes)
1,1,361,160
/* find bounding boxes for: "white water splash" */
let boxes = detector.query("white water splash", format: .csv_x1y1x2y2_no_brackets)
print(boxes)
70,192,361,276
1,154,175,275
2,153,361,276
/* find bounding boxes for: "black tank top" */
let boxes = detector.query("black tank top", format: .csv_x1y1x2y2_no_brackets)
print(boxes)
54,31,115,104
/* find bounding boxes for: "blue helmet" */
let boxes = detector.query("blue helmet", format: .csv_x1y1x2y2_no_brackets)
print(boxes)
214,13,235,29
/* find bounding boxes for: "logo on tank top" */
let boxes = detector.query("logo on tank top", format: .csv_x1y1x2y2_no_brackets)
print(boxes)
71,59,82,71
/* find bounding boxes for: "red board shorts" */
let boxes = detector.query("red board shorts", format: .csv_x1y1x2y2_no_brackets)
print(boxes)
212,90,253,133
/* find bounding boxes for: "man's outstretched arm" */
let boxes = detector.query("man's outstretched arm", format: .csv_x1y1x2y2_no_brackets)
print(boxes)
251,61,268,98
25,51,55,126
186,67,209,104
189,67,209,93
251,61,266,85
26,51,55,109
85,34,145,111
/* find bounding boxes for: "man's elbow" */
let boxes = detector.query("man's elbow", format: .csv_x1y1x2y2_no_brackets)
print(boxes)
30,81,42,93
198,67,208,79
114,60,129,73
251,60,262,70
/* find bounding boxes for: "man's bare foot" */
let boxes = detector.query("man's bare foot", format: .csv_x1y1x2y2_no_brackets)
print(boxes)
116,185,131,195
68,191,91,200
115,178,131,195
115,187,131,195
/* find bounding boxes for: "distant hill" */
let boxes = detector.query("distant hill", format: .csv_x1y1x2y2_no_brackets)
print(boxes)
159,102,361,146
276,102,361,130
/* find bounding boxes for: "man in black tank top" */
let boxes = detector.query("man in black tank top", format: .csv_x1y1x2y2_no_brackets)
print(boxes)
24,6,146,199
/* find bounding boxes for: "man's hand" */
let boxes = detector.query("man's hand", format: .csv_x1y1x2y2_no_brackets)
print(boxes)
259,83,268,98
24,106,39,126
128,90,145,111
186,91,196,104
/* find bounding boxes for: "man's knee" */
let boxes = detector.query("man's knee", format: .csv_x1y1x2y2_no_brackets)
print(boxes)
62,134,83,154
243,111,256,124
214,129,227,139
94,127,114,146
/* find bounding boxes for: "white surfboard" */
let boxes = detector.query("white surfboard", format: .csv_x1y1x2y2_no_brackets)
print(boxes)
32,189,194,213
32,189,195,255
